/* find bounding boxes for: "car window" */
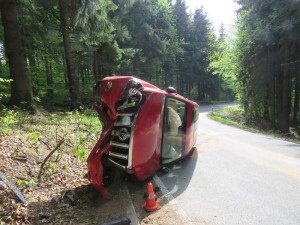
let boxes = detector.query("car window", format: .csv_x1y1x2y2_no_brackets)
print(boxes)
161,97,187,164
191,106,199,124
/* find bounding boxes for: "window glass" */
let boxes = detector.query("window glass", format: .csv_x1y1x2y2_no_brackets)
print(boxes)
161,98,187,164
191,106,199,124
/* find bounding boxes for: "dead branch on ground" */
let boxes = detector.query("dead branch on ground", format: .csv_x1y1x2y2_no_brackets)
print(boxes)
38,138,65,180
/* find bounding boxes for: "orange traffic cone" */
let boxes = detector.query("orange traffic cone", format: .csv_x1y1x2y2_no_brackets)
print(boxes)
142,182,161,212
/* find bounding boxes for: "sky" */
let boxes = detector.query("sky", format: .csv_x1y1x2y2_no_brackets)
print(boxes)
184,0,239,35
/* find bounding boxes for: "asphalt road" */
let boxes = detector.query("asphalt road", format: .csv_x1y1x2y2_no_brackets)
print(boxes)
157,104,300,225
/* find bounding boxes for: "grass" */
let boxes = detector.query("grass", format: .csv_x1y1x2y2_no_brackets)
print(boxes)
0,106,102,161
210,106,300,143
210,115,258,132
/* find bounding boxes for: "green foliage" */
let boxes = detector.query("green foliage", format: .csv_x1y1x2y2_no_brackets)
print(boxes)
0,77,12,103
212,106,245,124
0,216,12,223
50,163,57,172
229,0,300,132
27,131,41,142
74,0,117,45
18,179,37,186
209,38,240,100
211,106,300,141
209,0,300,132
0,107,101,168
14,151,23,157
0,109,18,134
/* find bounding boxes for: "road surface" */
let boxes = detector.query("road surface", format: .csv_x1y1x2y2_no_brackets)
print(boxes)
156,104,300,225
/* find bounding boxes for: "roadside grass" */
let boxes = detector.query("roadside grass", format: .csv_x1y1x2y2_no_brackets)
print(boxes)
199,100,237,105
0,107,102,161
210,105,300,143
210,115,258,132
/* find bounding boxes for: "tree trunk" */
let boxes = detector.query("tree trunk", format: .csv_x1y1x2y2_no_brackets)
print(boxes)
293,66,300,126
27,43,38,96
197,82,201,101
45,57,54,99
84,60,89,83
176,72,179,91
187,83,191,99
180,74,184,94
164,71,168,88
279,49,291,133
80,64,85,88
0,0,34,109
59,1,80,109
93,50,99,82
271,71,276,128
156,71,159,87
276,70,283,130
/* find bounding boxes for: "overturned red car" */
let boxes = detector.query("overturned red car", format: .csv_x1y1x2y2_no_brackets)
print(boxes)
87,76,199,196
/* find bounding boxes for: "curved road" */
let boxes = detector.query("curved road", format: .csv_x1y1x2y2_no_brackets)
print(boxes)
157,104,300,225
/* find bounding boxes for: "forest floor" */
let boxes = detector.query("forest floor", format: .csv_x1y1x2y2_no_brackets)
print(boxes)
210,105,300,143
0,107,132,225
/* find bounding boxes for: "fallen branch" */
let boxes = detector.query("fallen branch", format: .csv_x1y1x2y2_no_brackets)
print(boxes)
12,155,27,163
0,171,27,204
38,138,65,180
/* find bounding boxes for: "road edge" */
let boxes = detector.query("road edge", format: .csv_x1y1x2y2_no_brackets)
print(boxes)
153,175,193,225
124,182,141,225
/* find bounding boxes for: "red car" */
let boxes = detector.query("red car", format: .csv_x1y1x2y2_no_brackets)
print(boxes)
87,76,199,196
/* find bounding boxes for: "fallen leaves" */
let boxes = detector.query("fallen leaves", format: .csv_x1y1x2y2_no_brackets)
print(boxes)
0,126,97,223
0,109,115,224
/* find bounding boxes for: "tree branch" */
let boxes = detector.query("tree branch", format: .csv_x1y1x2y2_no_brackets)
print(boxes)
38,138,65,180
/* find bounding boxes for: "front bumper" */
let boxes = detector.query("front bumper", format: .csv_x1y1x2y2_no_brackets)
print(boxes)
87,122,113,197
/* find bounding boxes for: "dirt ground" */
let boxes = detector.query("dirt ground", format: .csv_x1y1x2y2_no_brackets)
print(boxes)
0,131,133,225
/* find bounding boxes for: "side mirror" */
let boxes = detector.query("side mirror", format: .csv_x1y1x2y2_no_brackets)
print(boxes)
166,87,177,94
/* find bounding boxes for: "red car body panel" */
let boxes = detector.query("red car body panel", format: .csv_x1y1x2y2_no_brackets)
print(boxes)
87,121,114,197
100,77,131,120
87,76,199,195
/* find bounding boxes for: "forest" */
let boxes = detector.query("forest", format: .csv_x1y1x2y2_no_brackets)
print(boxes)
211,0,300,134
0,0,299,223
0,0,299,133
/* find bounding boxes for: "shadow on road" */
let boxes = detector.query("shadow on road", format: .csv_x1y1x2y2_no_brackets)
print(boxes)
126,162,197,225
156,149,198,198
150,104,235,200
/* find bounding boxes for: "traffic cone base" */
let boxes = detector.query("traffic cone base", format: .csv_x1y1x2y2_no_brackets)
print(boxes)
142,201,161,212
142,182,161,212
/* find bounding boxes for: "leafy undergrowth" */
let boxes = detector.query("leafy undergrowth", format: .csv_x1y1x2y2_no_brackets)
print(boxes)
0,107,126,224
210,106,300,143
